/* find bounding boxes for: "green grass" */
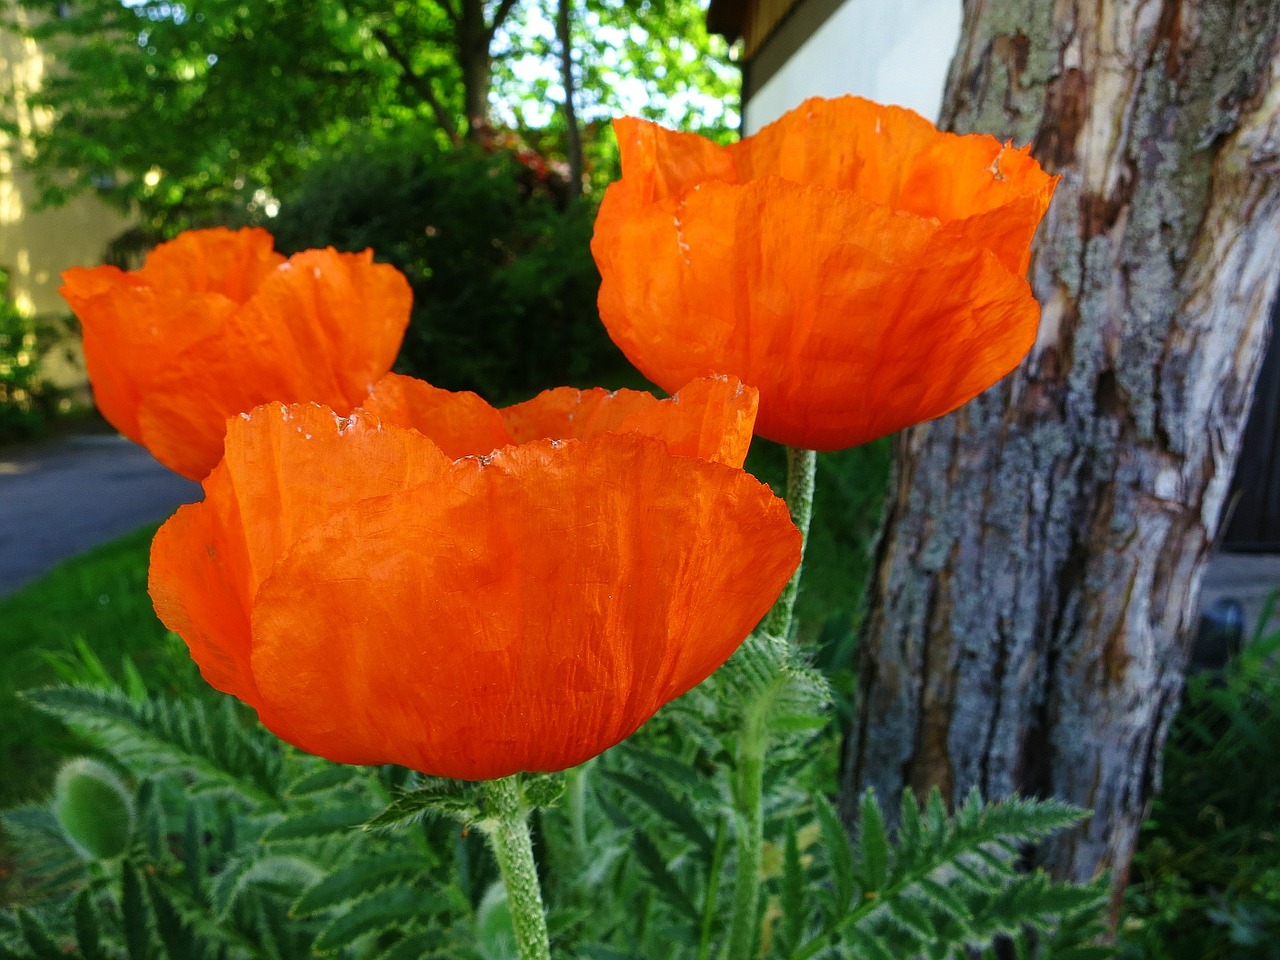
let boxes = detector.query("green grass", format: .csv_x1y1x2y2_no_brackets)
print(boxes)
0,523,199,805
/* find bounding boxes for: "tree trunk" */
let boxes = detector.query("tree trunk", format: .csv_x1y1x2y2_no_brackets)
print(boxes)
557,0,584,194
841,0,1280,907
459,0,494,137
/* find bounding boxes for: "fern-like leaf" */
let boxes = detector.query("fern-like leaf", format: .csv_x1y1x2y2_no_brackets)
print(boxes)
364,779,481,832
23,686,284,805
291,852,428,918
312,885,440,955
210,854,325,918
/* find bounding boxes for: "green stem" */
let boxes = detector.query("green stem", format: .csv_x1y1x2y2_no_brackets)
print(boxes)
724,704,769,960
697,815,730,960
723,448,816,957
761,447,817,642
480,776,552,960
566,762,589,858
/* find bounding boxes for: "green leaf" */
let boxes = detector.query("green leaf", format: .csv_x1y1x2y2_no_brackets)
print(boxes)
364,779,480,832
859,789,890,892
522,772,565,810
211,853,326,917
261,806,370,842
181,804,205,899
23,686,284,805
121,860,153,960
375,933,441,960
292,852,427,918
845,927,899,960
781,818,805,951
74,890,108,960
313,885,438,954
814,795,855,911
285,763,358,797
602,770,714,856
145,874,193,960
16,909,64,960
631,831,699,923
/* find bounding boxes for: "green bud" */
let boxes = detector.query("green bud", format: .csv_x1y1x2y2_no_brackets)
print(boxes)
52,758,134,861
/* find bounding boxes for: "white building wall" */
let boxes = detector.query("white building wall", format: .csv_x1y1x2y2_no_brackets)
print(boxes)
743,0,963,132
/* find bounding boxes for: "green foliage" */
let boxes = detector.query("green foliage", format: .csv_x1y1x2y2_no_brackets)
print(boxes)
2,681,483,959
744,440,892,729
0,271,47,444
15,0,415,230
23,685,288,807
0,524,201,806
492,0,739,193
522,627,1108,959
269,130,636,404
1,653,1108,960
51,758,134,861
1121,615,1280,960
12,0,738,233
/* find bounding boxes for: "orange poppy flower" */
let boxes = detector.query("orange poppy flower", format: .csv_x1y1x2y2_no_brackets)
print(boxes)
60,227,411,480
149,376,799,780
592,95,1059,451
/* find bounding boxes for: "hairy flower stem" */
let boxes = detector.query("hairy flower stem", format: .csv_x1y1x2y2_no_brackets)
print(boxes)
480,776,552,960
724,448,815,957
724,702,769,960
761,447,817,641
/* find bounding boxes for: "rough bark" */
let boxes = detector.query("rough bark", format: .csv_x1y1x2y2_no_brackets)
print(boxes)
841,0,1280,905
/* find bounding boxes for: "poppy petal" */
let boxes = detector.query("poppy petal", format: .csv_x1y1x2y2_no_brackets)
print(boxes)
135,226,284,299
613,116,738,203
149,403,452,711
248,433,801,779
499,385,657,444
499,375,758,467
596,175,1041,450
363,373,513,458
61,230,412,480
60,269,238,445
140,250,409,479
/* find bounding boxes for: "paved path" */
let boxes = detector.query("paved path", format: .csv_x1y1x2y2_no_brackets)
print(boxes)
0,435,200,596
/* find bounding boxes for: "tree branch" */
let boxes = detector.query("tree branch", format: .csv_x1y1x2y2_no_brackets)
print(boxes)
438,0,462,27
372,27,462,144
485,0,520,44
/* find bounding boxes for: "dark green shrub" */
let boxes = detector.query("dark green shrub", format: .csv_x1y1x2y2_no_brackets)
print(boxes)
1121,612,1280,959
0,270,46,443
268,130,637,406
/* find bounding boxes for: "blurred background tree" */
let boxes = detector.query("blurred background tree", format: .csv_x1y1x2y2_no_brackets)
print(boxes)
9,0,736,234
4,0,736,403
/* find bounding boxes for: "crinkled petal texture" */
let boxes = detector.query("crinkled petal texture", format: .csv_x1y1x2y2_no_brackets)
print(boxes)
150,402,800,780
592,96,1059,451
60,227,411,480
363,371,759,468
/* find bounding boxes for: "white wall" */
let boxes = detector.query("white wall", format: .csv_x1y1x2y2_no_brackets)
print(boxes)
743,0,963,132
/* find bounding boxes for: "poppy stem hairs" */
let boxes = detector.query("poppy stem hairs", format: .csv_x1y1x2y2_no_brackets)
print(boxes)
725,446,816,958
759,447,818,642
479,776,552,960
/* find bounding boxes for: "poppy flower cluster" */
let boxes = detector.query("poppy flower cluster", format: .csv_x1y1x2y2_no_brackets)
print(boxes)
591,95,1057,451
149,376,800,780
63,95,1055,782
